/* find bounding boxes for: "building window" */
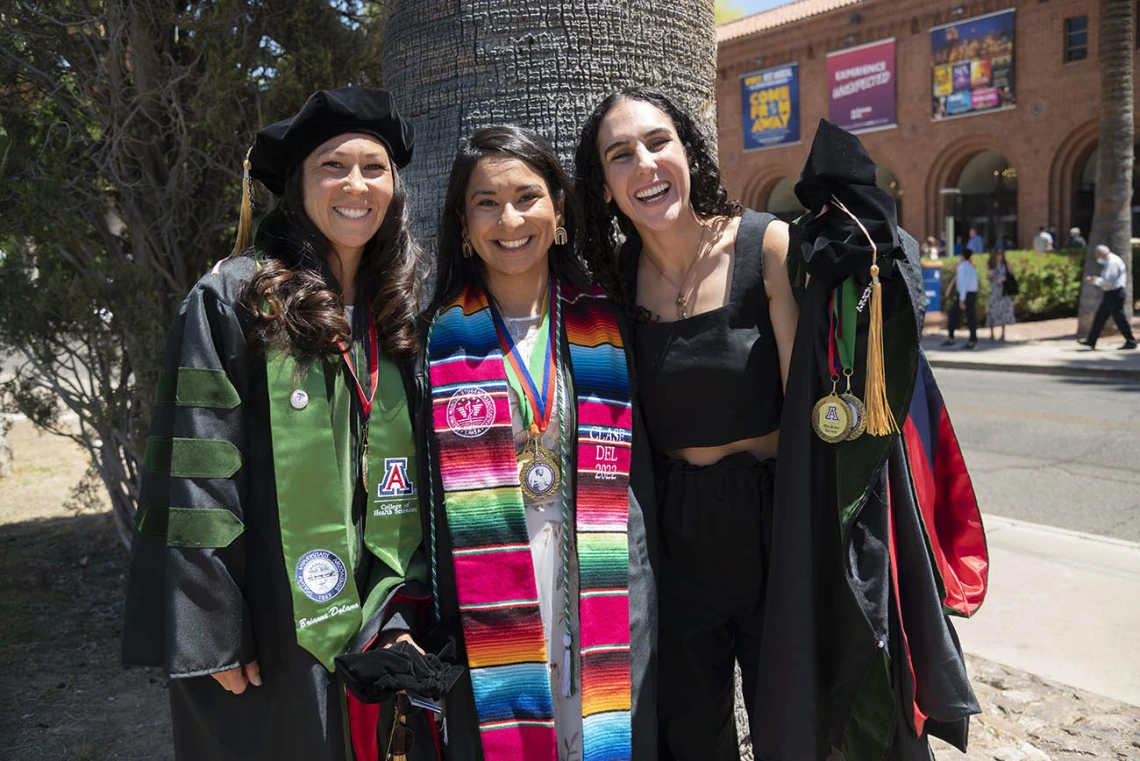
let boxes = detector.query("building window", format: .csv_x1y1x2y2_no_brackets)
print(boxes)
1065,16,1088,62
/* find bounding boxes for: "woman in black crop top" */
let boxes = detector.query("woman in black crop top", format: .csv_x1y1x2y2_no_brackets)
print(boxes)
575,88,799,761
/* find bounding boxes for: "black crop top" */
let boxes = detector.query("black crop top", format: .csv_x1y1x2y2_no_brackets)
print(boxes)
632,210,783,452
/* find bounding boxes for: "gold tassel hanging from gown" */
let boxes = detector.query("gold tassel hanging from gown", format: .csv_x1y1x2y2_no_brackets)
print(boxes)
829,195,898,436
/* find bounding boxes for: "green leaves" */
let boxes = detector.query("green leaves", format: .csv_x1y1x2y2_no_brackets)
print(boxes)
0,0,386,542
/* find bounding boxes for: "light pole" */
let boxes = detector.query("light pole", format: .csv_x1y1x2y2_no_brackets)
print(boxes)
940,187,961,257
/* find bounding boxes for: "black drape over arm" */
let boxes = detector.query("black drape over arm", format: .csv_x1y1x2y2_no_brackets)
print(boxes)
756,120,977,761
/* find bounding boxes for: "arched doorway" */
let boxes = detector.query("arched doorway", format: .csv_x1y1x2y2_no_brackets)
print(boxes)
1072,145,1140,239
766,177,803,223
954,150,1017,249
877,165,902,223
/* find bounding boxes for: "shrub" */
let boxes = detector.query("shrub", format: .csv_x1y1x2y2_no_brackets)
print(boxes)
922,251,1084,323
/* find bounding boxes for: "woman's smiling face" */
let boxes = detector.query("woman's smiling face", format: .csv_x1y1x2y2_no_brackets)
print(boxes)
301,132,394,260
596,97,692,233
463,156,561,283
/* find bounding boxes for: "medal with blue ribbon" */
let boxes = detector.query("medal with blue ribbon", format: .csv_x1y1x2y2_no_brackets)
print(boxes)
490,280,562,500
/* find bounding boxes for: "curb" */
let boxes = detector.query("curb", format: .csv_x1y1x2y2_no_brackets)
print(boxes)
926,357,1140,380
983,513,1140,551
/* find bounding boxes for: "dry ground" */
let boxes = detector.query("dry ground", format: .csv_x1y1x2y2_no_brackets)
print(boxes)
1,417,1137,761
0,419,172,761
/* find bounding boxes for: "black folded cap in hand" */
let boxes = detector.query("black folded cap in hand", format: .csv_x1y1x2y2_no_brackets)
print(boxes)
335,641,465,705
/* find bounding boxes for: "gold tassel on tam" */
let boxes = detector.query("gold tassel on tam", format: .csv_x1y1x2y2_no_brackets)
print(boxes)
228,147,255,258
829,195,898,436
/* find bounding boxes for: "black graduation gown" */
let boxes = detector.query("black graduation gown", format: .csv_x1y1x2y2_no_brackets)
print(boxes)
122,256,430,761
415,304,659,761
751,121,979,761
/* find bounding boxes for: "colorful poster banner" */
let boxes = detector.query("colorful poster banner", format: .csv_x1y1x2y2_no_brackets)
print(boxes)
741,63,800,150
827,38,897,133
931,9,1015,120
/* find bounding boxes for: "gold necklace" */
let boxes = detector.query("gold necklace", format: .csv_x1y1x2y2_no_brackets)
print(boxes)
643,218,716,319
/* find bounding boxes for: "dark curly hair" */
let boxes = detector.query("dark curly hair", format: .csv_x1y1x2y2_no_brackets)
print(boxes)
239,154,422,360
574,87,742,313
428,125,589,316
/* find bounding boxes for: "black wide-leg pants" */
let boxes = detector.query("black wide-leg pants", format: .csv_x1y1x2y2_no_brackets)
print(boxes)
656,453,774,761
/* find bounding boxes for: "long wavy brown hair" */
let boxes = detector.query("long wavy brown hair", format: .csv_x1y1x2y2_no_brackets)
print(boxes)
574,87,742,315
239,158,421,360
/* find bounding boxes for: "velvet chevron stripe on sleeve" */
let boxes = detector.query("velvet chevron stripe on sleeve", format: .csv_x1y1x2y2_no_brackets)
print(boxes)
427,280,633,761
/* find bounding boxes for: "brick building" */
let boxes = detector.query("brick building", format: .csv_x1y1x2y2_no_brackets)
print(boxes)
715,0,1139,249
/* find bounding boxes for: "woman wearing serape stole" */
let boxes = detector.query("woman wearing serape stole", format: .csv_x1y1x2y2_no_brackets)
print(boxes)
122,87,445,760
421,126,657,761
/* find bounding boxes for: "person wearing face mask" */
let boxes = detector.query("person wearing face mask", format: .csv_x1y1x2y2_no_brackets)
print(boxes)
421,125,657,761
122,87,440,761
1079,244,1137,350
576,92,985,761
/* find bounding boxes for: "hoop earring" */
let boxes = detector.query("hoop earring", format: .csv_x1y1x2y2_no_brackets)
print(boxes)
462,238,474,258
554,226,568,246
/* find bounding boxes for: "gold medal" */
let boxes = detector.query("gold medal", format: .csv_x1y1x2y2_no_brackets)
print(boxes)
812,378,852,444
840,393,867,441
840,370,866,441
518,434,561,501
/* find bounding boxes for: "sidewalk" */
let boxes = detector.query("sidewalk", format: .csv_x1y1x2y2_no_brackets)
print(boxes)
932,515,1140,759
953,516,1140,707
921,314,1140,379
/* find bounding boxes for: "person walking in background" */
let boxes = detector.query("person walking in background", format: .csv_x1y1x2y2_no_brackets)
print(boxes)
1064,226,1087,250
1079,244,1137,350
966,226,985,255
1033,225,1054,252
986,248,1016,341
921,235,940,259
944,248,979,348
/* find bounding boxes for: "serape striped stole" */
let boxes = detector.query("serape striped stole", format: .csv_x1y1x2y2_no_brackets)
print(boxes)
427,281,633,761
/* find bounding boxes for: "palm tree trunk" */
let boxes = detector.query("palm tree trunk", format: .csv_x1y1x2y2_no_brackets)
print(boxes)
381,0,716,250
1081,0,1134,335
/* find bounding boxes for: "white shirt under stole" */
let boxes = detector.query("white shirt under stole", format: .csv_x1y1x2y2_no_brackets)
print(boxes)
503,314,583,761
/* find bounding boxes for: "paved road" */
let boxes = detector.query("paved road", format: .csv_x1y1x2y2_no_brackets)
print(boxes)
935,367,1140,542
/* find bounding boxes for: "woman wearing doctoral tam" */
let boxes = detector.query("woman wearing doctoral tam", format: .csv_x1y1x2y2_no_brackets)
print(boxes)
122,87,440,760
755,119,989,760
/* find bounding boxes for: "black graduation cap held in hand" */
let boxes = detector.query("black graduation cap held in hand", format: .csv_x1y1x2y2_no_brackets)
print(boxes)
794,119,899,436
794,118,900,287
335,640,466,705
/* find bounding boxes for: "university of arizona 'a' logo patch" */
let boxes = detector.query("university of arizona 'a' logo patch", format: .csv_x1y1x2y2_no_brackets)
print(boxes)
377,457,415,498
825,405,840,421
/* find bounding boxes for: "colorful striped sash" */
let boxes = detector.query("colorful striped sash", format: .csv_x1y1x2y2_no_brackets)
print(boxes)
428,280,633,761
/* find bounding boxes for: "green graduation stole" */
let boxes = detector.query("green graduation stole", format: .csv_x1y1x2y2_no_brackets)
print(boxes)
267,341,422,671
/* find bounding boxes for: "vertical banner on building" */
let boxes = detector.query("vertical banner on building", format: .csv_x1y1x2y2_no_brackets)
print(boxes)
931,9,1015,120
827,39,897,133
741,63,800,150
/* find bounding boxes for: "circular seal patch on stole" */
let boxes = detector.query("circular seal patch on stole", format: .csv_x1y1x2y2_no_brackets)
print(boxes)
445,385,497,438
295,549,346,603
